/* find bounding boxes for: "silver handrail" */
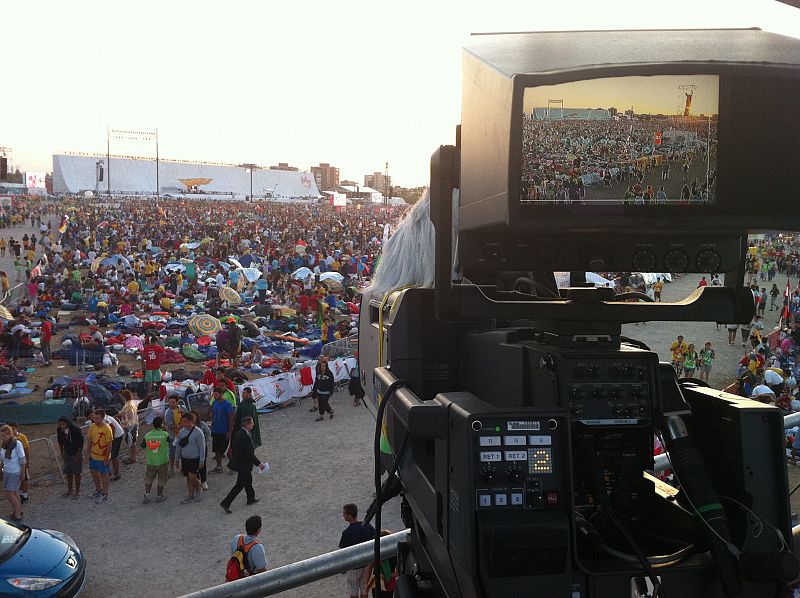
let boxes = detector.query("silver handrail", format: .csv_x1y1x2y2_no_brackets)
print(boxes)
178,529,408,598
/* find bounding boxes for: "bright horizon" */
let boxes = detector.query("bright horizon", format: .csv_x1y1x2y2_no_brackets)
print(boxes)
4,0,800,187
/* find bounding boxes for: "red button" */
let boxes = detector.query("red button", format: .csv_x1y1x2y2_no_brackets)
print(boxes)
546,491,559,505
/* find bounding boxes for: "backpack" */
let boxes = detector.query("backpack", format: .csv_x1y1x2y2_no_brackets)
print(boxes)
226,535,259,582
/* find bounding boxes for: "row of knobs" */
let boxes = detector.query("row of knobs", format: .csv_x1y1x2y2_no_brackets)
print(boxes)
572,365,647,380
480,463,524,483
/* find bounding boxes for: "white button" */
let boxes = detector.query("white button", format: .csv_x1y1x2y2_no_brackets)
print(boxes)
479,436,501,446
478,494,492,507
479,451,502,462
494,493,508,506
529,435,552,446
510,492,524,506
503,435,527,446
504,451,527,461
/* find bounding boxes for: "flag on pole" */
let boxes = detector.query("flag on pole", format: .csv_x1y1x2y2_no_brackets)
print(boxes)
781,277,791,327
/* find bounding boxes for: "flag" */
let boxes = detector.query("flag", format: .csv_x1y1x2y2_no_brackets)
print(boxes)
58,215,69,235
781,278,791,327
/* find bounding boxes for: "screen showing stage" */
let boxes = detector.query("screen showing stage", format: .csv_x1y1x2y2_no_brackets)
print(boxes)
520,75,718,206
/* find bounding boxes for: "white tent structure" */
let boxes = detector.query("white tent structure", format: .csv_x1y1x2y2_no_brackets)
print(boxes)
52,154,321,199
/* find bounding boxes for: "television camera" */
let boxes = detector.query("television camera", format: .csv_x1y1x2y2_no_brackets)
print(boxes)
359,29,800,598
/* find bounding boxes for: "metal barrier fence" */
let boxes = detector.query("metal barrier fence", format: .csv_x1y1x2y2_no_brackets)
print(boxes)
321,334,358,359
27,436,64,486
0,282,25,307
180,529,409,598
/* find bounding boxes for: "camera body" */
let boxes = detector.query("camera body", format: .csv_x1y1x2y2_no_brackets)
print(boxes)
359,28,800,598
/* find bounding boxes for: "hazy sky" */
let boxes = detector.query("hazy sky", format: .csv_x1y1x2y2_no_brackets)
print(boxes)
524,75,719,117
5,0,800,186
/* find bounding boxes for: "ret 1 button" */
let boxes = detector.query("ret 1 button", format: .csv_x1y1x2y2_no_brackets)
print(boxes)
478,494,492,508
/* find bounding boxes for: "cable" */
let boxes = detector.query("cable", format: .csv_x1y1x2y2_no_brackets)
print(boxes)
603,505,664,597
512,276,560,298
372,378,410,598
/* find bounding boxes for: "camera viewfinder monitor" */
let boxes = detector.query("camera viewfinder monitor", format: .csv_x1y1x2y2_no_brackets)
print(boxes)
459,29,800,240
520,75,718,207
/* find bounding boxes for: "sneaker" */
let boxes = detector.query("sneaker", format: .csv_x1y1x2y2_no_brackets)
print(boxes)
142,494,151,504
95,493,107,504
20,496,29,504
220,502,232,514
156,495,168,502
202,482,209,490
180,496,194,505
91,490,102,499
246,498,260,505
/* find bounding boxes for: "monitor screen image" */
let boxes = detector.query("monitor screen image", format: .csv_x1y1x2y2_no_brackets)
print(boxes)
520,75,718,206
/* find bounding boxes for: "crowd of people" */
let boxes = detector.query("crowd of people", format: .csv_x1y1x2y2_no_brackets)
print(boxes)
520,114,716,204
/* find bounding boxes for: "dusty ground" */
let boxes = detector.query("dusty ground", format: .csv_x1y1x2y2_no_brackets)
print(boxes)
9,232,799,597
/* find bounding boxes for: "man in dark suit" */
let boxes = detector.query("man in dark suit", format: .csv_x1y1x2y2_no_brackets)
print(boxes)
219,416,266,514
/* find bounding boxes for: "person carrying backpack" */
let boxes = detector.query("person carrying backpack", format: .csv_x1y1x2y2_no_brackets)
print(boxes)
226,515,267,581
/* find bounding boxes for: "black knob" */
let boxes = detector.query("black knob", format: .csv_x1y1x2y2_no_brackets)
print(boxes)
481,466,496,483
507,465,522,481
587,365,600,378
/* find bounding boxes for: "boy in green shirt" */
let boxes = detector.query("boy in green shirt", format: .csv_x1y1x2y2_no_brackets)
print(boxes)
143,416,170,503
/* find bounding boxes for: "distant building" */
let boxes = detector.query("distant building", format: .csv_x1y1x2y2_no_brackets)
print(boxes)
311,163,340,192
270,162,299,171
364,171,391,193
338,184,382,203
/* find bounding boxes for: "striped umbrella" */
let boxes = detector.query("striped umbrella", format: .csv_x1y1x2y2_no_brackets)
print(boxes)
187,314,222,337
0,306,13,321
219,286,242,305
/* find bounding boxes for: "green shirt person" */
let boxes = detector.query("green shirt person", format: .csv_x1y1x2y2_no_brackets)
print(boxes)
143,417,170,503
233,387,261,448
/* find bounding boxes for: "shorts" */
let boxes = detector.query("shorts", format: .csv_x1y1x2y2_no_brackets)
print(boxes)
145,463,168,486
212,433,229,455
111,435,123,459
62,454,83,476
683,367,696,377
345,567,366,596
125,425,139,446
741,329,750,342
181,457,200,476
89,458,111,474
144,369,163,384
3,472,20,492
169,440,177,459
701,364,713,374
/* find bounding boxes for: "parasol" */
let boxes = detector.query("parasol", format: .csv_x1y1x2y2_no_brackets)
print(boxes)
291,267,312,280
164,263,186,273
219,286,242,305
319,272,344,283
0,306,13,321
187,314,222,337
90,257,104,273
241,268,261,283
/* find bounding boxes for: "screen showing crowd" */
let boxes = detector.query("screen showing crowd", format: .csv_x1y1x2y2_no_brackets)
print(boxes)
520,75,718,206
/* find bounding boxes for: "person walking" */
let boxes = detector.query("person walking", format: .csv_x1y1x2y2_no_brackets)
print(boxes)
143,416,170,503
174,412,206,504
227,515,268,579
312,360,335,421
117,390,139,465
9,424,30,504
698,341,716,383
140,334,165,401
233,387,261,449
0,425,26,521
219,416,266,514
339,503,375,598
210,387,235,473
56,416,84,498
86,409,113,504
669,335,688,376
771,283,780,311
40,315,53,366
682,343,699,378
164,396,187,478
191,410,212,491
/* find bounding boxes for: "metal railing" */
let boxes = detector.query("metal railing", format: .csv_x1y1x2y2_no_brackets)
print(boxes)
321,334,358,359
0,282,25,306
179,529,408,598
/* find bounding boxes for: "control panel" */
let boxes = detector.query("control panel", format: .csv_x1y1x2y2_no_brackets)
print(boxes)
472,416,566,510
563,356,656,425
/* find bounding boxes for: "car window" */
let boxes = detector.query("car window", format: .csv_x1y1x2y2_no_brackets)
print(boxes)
0,519,26,558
